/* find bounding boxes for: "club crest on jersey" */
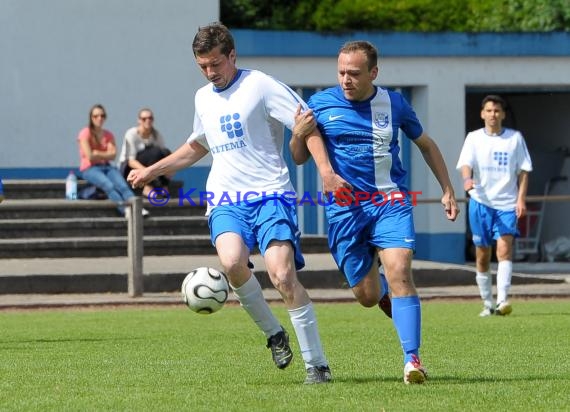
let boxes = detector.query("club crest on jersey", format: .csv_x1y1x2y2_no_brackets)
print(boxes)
374,112,389,129
493,151,508,166
220,113,244,139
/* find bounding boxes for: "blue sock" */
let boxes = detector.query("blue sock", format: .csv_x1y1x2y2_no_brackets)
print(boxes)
392,295,421,364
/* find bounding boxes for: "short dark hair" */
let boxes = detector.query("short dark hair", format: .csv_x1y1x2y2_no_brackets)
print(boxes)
192,22,235,57
339,41,378,71
481,95,507,110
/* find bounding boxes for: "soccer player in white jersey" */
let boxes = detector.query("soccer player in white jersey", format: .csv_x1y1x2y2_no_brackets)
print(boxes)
127,22,350,384
457,95,532,317
290,40,459,384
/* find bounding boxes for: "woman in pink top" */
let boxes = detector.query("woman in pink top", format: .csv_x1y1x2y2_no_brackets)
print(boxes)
78,104,144,217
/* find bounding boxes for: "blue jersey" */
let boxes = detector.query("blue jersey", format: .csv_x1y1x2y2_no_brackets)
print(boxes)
308,86,423,199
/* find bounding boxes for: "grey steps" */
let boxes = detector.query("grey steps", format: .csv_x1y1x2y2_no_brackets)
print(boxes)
0,199,207,219
0,235,330,258
2,179,81,200
0,235,214,258
0,270,346,294
0,216,209,238
2,179,184,200
0,181,329,259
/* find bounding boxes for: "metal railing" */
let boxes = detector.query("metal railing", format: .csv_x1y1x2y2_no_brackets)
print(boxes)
125,193,570,297
127,197,144,297
417,193,570,262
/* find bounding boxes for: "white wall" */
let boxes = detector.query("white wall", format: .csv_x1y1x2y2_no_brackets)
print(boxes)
0,0,218,168
3,13,570,256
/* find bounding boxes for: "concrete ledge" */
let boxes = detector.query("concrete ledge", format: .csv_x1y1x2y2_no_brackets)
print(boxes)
0,269,564,294
1,255,568,294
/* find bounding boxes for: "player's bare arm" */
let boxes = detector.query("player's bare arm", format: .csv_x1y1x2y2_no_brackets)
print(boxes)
290,105,352,196
306,133,352,197
460,165,475,191
128,141,208,188
413,133,459,221
290,104,314,165
516,171,529,218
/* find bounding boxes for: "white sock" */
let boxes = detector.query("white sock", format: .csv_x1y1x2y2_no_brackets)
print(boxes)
231,272,281,338
289,302,328,368
378,265,389,296
496,260,513,304
475,272,493,309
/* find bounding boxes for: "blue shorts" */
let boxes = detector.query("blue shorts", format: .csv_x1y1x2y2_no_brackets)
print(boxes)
468,198,518,247
327,198,415,288
208,197,305,270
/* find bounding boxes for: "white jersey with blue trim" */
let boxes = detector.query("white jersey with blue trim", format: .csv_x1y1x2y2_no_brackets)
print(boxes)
456,127,533,211
308,85,423,196
187,69,305,212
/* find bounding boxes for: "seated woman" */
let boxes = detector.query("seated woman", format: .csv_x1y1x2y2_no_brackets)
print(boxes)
118,108,171,197
77,104,148,217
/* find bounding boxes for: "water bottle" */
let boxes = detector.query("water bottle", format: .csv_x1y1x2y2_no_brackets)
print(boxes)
65,170,78,200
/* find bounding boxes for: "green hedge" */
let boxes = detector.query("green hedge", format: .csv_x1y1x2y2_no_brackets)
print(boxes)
221,0,570,32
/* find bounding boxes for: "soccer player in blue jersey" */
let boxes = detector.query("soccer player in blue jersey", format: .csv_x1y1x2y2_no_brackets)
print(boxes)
290,40,459,384
457,95,532,317
128,22,351,385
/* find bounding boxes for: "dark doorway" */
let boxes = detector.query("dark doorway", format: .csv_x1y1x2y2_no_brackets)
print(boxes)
464,89,570,262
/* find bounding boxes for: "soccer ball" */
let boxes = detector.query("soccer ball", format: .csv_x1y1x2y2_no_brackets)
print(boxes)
181,267,229,314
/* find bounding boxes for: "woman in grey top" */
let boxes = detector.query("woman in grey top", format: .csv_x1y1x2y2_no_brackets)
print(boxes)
119,108,171,196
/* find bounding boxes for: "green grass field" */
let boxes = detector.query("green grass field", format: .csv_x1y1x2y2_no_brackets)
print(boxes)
1,300,569,411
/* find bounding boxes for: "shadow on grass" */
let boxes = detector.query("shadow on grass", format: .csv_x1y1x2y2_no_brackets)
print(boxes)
521,312,570,317
323,373,568,385
1,336,144,345
332,375,401,384
411,375,568,384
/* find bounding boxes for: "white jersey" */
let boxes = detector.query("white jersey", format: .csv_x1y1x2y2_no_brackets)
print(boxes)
187,69,305,212
456,128,532,210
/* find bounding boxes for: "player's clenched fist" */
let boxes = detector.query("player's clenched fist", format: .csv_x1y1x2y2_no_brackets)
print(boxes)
127,168,150,189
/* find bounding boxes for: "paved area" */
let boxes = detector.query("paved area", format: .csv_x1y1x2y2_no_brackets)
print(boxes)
1,254,569,309
3,254,570,277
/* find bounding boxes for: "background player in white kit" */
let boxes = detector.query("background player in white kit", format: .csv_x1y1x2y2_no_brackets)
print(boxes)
457,95,532,317
128,22,349,384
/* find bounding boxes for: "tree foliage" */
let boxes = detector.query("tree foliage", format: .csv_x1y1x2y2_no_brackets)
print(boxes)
221,0,570,32
220,0,305,30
